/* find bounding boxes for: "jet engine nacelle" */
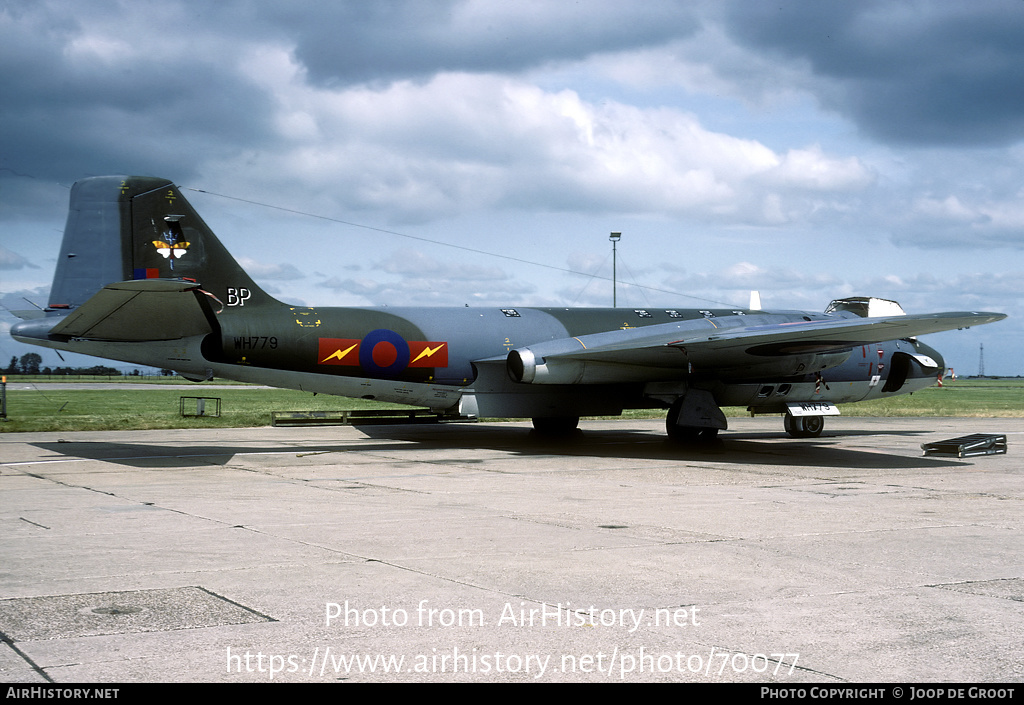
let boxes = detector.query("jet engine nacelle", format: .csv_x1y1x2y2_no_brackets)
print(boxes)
508,348,582,384
507,347,672,385
508,345,855,385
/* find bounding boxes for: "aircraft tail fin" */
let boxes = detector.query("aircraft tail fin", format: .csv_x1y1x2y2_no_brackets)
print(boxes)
48,176,276,311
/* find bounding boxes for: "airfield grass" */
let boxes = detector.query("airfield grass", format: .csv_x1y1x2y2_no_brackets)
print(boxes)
5,374,253,385
833,379,1024,417
625,379,1024,420
1,378,1021,433
0,385,409,433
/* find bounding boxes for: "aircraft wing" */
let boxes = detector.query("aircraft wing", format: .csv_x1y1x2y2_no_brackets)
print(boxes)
507,310,1007,383
47,279,220,342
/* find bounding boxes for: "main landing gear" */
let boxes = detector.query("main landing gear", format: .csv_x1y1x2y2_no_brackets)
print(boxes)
665,390,727,444
784,413,824,438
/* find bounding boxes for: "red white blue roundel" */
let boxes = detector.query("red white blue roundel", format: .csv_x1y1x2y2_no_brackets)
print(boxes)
358,329,412,376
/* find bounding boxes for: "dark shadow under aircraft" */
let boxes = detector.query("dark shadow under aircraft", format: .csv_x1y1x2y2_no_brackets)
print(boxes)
11,176,1007,442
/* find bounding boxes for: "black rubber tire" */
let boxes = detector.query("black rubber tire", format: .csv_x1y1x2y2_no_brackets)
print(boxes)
531,416,580,435
785,414,824,438
666,399,720,444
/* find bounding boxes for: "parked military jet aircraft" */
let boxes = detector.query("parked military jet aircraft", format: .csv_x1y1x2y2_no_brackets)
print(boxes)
11,176,1007,441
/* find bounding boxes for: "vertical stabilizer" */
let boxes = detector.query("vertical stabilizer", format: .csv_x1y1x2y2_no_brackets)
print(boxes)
48,176,276,311
49,176,170,308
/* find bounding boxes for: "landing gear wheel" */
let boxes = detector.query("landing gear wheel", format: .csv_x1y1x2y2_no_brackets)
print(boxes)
801,415,824,437
531,416,580,436
666,398,720,444
785,414,824,438
667,425,720,444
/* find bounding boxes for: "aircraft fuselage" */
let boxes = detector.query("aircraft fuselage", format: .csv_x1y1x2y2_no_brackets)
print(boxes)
18,298,945,420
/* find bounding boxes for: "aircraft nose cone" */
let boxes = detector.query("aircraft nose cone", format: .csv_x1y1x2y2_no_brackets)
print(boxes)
916,340,945,375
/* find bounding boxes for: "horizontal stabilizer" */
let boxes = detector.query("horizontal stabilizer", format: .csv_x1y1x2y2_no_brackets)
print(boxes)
48,279,219,341
10,309,47,321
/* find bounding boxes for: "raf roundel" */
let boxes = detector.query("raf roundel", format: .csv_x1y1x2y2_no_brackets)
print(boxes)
359,329,411,376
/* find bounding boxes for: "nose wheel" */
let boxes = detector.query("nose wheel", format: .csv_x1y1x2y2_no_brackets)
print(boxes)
785,413,824,438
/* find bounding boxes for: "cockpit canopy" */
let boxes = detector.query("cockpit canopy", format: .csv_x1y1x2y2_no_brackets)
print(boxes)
825,296,906,318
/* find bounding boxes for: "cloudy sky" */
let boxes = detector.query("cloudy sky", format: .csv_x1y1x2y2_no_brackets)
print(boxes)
2,0,1021,374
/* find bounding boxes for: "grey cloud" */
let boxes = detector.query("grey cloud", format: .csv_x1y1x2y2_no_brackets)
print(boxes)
376,250,509,282
859,271,1024,302
0,247,41,270
0,1,275,184
893,222,1024,251
264,0,698,87
319,276,382,297
318,248,536,305
237,258,305,280
722,0,1024,146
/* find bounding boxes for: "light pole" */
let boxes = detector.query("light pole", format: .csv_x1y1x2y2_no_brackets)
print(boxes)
609,231,621,307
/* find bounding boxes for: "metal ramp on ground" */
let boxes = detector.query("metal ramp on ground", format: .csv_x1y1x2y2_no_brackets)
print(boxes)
921,434,1007,458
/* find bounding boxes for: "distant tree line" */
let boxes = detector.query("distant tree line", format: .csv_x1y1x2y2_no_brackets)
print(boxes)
5,353,130,377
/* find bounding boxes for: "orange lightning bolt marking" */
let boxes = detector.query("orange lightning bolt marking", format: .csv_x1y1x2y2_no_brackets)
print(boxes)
410,343,445,364
322,343,358,364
